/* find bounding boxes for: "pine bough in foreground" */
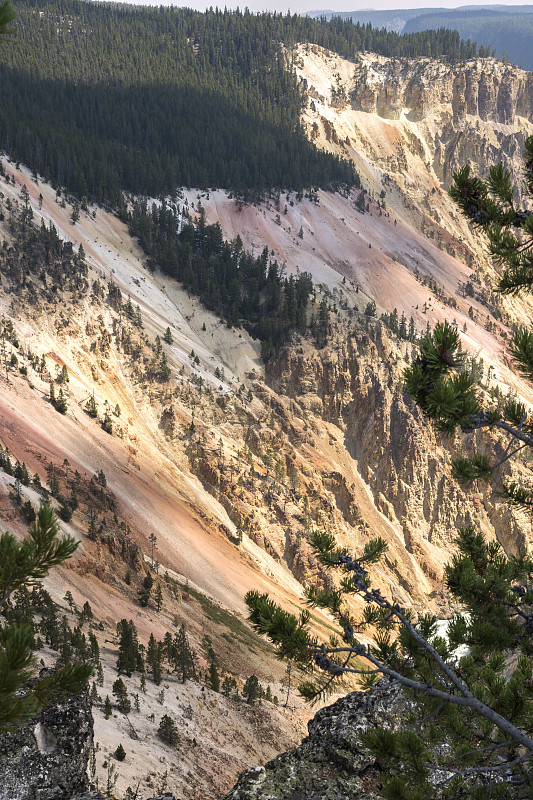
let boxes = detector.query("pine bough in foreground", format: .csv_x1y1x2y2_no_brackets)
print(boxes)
246,527,533,799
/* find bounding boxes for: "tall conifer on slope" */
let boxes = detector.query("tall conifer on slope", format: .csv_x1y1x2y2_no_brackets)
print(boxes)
174,624,196,684
0,504,92,730
116,619,139,677
0,1,15,36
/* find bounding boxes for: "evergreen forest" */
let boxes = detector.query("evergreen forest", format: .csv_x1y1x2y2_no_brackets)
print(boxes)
127,200,313,358
0,0,487,203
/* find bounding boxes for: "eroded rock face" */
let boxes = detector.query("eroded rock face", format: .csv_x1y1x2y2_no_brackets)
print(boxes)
222,682,413,800
296,47,533,268
268,323,528,582
0,692,93,800
350,58,533,127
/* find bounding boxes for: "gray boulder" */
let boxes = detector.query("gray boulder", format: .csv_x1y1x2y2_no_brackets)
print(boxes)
222,681,414,800
0,692,93,800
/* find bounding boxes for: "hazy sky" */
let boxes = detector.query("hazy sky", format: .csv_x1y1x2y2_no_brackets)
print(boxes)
108,0,533,15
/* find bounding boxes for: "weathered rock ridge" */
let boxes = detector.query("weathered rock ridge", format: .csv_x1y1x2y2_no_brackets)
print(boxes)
267,322,529,587
351,58,533,127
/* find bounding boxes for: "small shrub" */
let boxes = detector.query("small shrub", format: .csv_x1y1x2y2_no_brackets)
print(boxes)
114,743,126,761
158,714,179,747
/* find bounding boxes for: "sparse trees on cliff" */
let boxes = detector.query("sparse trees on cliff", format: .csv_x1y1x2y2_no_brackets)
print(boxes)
0,504,92,730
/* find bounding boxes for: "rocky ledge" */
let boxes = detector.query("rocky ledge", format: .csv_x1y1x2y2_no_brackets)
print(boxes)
0,691,93,800
222,681,414,800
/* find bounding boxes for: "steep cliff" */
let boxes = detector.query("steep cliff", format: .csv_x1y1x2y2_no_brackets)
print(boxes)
1,45,533,794
295,47,533,271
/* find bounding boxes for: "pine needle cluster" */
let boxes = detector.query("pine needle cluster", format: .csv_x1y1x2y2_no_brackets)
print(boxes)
405,137,533,508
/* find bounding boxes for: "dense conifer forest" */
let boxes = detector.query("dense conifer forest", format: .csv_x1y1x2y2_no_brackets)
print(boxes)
127,199,313,358
0,0,486,202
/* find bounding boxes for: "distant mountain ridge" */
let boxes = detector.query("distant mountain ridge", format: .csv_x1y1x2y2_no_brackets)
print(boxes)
307,5,533,69
307,5,533,31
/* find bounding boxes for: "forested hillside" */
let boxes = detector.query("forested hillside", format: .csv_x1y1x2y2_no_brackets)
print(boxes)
0,0,487,203
127,199,314,358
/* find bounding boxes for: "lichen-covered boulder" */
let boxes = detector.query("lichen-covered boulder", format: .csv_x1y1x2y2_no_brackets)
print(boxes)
0,692,93,800
222,681,414,800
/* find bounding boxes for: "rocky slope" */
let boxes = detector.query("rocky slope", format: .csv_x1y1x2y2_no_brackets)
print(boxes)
0,690,93,800
1,48,533,800
295,47,533,278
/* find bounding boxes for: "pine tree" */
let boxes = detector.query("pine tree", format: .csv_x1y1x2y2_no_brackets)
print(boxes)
0,504,92,730
64,591,76,613
112,677,131,714
88,630,99,662
406,136,533,508
101,408,113,434
116,619,139,677
114,743,126,761
173,624,196,683
57,365,69,384
222,675,236,696
85,393,98,419
208,662,220,693
103,695,112,719
242,675,260,705
154,583,163,612
137,574,153,607
245,525,533,798
163,327,173,345
146,633,162,685
158,714,179,747
87,514,98,541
